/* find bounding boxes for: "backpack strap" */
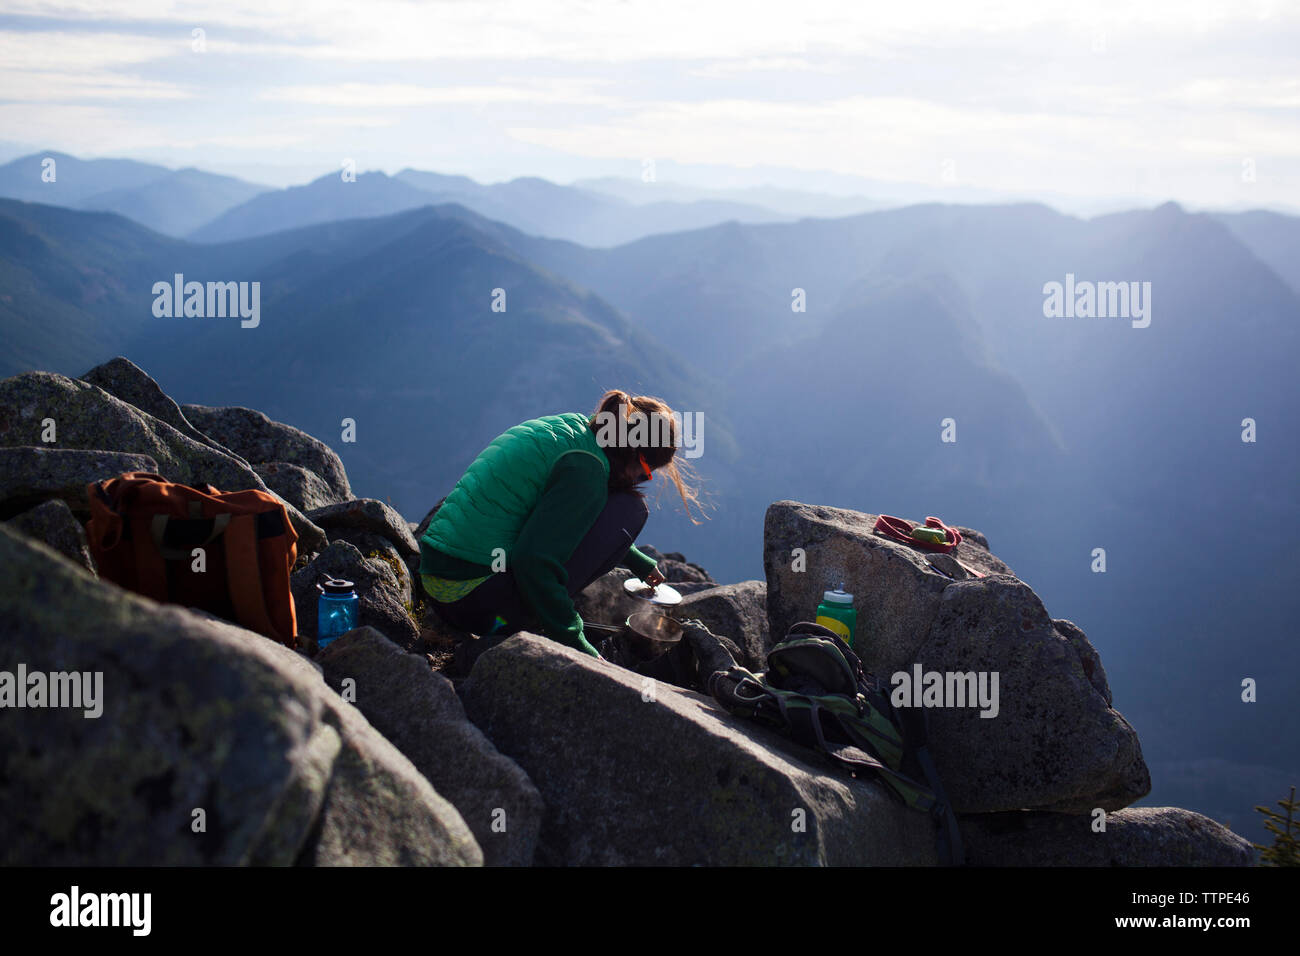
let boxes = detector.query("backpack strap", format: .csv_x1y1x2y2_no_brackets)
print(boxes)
128,514,169,603
784,620,840,641
106,477,169,603
893,703,965,866
708,667,784,726
709,659,966,866
914,740,964,867
789,697,958,843
222,512,282,641
788,698,889,774
87,480,125,550
745,623,967,866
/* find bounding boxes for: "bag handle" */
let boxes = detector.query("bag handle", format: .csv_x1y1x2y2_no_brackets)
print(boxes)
149,509,232,561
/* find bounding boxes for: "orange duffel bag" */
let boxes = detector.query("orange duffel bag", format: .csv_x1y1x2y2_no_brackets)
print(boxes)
85,471,299,648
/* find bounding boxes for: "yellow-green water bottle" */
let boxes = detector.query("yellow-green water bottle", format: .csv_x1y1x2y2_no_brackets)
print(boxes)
815,584,857,648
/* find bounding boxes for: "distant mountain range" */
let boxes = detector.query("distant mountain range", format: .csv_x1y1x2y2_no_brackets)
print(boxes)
0,150,793,247
190,167,790,247
0,152,270,237
1,189,1296,845
1211,210,1300,297
573,176,888,218
0,196,740,525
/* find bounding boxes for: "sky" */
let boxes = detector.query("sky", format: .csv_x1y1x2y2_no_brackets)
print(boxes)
0,0,1297,212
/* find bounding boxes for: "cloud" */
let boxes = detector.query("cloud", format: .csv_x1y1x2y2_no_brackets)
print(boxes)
0,70,187,101
3,0,1296,206
9,0,1292,64
258,80,616,108
0,29,181,71
505,90,1300,197
687,57,844,78
1167,77,1300,110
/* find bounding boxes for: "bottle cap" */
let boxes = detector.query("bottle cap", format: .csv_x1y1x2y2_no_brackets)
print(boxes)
822,587,853,605
318,577,356,595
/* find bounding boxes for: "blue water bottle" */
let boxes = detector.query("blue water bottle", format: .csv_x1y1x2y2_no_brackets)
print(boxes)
316,577,359,649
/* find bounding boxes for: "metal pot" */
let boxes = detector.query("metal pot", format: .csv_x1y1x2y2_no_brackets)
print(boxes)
581,576,685,661
583,605,683,661
584,606,681,641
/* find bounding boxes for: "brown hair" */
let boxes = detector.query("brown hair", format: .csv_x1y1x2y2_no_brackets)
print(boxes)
588,389,706,524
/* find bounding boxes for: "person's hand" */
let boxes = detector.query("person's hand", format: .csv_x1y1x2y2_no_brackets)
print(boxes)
576,633,603,659
643,566,665,588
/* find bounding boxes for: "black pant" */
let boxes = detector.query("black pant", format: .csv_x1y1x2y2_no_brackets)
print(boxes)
428,490,649,636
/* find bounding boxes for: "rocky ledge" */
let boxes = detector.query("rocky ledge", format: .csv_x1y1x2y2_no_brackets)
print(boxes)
0,357,1254,866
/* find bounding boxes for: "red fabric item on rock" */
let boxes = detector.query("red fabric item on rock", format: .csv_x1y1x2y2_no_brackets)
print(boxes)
872,514,962,553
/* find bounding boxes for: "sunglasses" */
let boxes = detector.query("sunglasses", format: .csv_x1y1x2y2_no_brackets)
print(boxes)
638,453,653,481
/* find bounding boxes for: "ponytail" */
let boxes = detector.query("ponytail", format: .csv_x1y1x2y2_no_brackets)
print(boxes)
589,388,707,524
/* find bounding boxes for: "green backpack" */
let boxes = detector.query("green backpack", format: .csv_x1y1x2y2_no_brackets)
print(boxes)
708,621,964,866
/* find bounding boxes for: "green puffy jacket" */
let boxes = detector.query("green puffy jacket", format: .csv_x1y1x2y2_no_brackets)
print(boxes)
420,412,657,654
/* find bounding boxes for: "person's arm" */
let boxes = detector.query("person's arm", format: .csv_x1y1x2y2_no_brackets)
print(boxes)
624,544,660,582
510,452,608,657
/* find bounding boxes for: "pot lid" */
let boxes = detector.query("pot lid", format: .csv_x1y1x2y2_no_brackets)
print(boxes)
623,578,682,606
